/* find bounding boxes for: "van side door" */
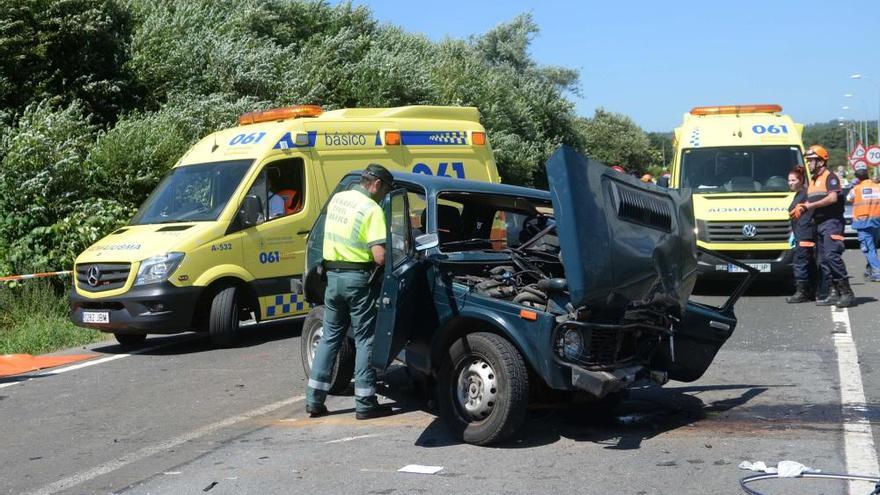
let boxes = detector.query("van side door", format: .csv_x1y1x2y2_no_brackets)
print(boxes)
239,156,314,319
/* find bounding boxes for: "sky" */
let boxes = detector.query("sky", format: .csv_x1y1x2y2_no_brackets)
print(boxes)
342,0,880,132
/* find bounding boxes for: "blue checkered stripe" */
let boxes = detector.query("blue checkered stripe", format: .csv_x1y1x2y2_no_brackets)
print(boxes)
400,131,467,145
688,128,701,147
265,292,312,317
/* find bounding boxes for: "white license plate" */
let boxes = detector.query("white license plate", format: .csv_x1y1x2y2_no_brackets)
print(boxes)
727,263,771,273
82,311,109,324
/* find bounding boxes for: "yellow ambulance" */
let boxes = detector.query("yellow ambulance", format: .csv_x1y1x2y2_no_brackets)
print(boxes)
69,105,500,346
669,104,805,278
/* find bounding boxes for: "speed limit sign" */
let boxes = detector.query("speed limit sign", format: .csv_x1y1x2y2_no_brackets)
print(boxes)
866,145,880,166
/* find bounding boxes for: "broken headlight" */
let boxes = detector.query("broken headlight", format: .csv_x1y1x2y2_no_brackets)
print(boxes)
559,328,583,361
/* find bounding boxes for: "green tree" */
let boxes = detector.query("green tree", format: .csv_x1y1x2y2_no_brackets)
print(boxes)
577,109,656,175
0,0,138,126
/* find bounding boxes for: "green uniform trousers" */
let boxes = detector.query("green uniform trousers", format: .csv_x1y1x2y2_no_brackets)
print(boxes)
306,269,382,412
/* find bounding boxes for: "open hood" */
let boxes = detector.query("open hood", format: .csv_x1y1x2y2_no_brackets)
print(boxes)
546,146,698,315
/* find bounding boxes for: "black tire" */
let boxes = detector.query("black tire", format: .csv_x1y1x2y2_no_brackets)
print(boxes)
299,306,355,394
114,333,147,347
437,332,529,445
209,286,239,347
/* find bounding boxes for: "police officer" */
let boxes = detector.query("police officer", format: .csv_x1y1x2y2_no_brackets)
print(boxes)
306,164,394,419
786,167,817,303
848,162,880,281
793,145,855,307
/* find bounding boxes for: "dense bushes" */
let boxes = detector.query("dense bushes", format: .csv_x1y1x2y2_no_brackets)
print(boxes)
0,0,659,275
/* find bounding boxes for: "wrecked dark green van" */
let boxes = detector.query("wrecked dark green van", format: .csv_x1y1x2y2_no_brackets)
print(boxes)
302,146,753,445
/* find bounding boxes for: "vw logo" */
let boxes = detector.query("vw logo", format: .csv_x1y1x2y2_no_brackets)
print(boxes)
742,224,758,238
87,266,101,287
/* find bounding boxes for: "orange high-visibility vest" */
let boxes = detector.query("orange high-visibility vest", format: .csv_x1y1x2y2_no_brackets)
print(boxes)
852,179,880,221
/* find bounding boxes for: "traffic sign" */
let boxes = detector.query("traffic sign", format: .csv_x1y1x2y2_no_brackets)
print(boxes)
865,145,880,167
851,142,867,161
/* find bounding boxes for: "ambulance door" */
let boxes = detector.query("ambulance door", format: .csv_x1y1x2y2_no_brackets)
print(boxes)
239,156,314,319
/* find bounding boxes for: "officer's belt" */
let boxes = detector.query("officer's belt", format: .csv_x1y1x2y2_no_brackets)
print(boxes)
324,260,374,271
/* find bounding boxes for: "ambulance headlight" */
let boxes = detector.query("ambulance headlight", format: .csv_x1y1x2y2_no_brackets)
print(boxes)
135,253,185,286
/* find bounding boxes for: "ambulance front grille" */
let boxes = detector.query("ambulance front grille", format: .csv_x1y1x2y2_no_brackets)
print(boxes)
706,220,790,242
76,263,131,292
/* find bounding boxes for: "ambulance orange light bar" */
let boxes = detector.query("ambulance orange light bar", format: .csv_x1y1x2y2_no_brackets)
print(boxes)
690,104,782,116
471,131,486,145
384,131,401,146
239,105,323,125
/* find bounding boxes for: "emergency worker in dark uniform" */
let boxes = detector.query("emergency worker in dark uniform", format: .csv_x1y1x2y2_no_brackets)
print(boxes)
306,164,394,419
786,167,816,303
791,145,855,307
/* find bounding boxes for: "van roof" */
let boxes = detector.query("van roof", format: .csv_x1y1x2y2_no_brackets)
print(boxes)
177,105,486,166
674,109,803,150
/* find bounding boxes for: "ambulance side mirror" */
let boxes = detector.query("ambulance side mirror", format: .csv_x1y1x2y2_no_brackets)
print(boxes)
240,195,262,228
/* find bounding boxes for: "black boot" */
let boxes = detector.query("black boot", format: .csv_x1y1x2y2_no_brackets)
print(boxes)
786,281,811,303
815,285,839,306
835,279,855,308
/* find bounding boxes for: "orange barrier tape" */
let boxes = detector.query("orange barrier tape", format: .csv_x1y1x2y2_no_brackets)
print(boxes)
0,271,71,282
0,353,96,377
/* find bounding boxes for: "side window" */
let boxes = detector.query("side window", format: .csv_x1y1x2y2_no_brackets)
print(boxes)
389,192,412,268
245,158,306,225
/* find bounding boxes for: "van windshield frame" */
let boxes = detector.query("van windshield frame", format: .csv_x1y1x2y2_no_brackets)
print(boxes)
680,145,803,194
130,160,253,225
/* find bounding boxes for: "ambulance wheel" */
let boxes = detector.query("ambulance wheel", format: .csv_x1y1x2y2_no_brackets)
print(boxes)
209,286,239,347
437,332,529,446
114,333,146,347
300,306,355,394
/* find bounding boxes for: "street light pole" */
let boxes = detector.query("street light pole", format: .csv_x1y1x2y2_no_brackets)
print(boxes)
851,73,880,145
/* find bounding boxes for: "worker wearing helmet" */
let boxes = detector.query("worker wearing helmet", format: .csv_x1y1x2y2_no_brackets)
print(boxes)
792,145,854,307
611,165,626,173
640,173,653,183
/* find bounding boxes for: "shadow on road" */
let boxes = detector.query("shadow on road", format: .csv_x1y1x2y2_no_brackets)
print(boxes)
693,278,792,297
90,318,305,356
369,367,851,450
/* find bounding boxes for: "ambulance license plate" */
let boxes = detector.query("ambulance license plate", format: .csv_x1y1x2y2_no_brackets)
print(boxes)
83,311,109,324
727,263,770,273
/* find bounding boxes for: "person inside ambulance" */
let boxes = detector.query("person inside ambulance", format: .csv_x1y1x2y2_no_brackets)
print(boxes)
266,167,302,219
793,145,855,307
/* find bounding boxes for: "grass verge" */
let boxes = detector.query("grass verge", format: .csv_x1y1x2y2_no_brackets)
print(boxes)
0,279,105,355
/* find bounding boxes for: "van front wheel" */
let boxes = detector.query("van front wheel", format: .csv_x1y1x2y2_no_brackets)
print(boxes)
209,286,239,347
437,332,529,445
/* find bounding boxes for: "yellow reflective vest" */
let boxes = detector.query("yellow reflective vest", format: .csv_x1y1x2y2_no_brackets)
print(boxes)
323,186,386,262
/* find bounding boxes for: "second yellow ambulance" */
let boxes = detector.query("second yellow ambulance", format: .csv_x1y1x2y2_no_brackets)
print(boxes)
669,104,805,277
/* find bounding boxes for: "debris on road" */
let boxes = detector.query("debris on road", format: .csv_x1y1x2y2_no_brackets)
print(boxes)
398,464,444,475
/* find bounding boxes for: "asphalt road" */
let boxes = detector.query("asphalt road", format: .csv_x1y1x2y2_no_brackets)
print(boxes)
1,250,878,495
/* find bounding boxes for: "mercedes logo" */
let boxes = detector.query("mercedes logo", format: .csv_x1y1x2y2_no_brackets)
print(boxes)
87,266,101,287
742,224,758,238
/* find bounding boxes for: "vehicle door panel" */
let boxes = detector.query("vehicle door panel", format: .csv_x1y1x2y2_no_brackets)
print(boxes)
371,189,423,371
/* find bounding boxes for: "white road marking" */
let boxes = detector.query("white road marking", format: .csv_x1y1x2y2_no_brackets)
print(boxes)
0,337,199,390
21,395,305,495
830,306,879,495
325,434,383,444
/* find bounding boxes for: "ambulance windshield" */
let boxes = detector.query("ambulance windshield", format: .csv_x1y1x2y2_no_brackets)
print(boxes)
130,160,252,225
680,146,803,193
